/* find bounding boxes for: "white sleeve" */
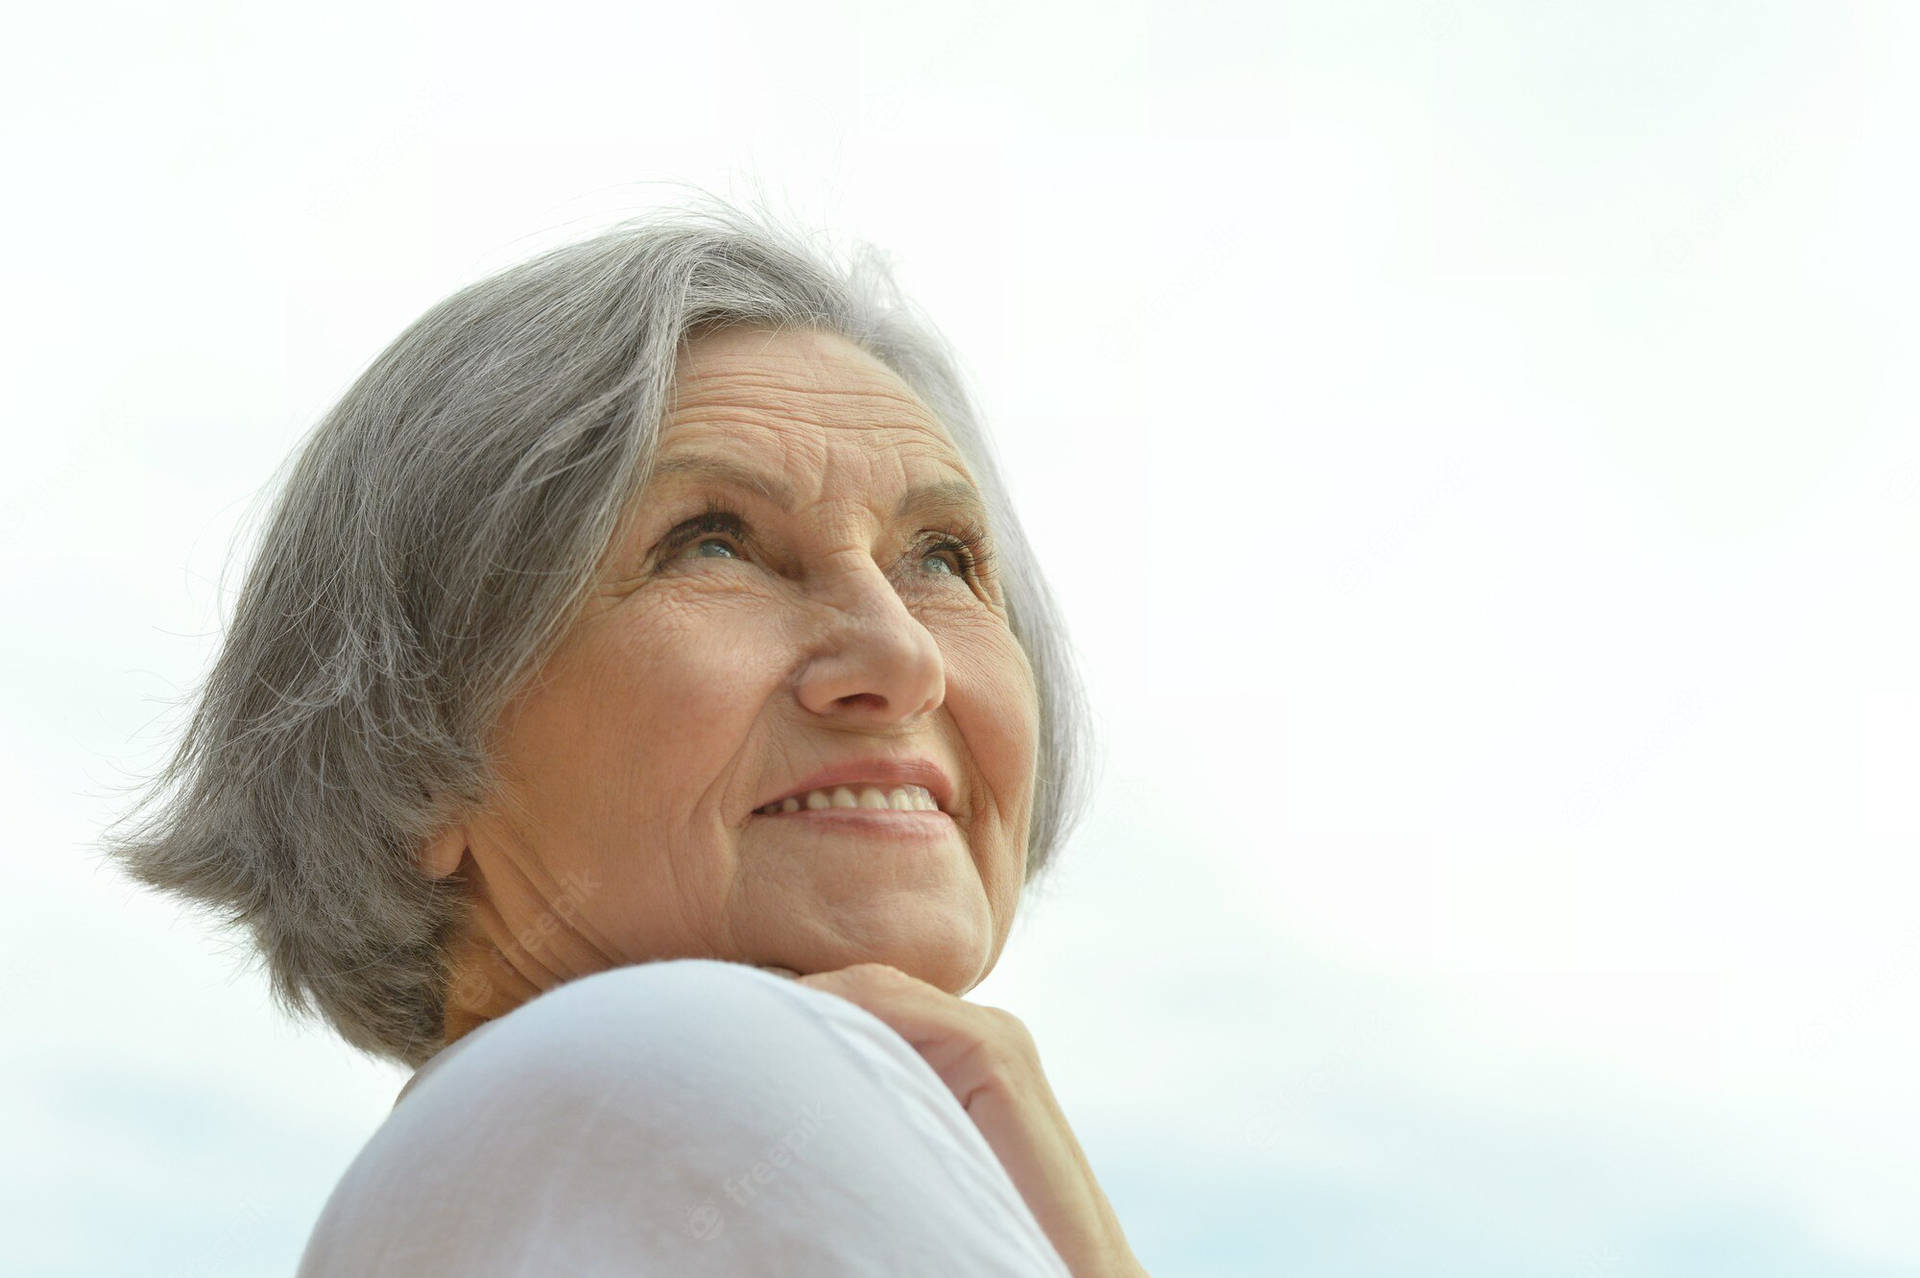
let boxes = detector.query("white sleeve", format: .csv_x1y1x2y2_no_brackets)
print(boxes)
296,959,1073,1277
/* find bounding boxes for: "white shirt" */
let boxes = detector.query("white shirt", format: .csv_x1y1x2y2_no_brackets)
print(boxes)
297,959,1073,1276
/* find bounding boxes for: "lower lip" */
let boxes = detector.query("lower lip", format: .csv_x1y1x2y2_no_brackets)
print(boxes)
750,808,957,839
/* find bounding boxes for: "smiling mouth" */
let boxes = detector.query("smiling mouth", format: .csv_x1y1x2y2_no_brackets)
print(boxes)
749,803,956,845
754,784,944,817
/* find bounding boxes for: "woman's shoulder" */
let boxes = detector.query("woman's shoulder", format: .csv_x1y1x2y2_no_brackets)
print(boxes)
394,956,1008,1188
394,959,812,1108
396,958,929,1116
302,958,1069,1276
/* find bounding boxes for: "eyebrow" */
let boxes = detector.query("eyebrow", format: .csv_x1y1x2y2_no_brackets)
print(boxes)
646,453,992,528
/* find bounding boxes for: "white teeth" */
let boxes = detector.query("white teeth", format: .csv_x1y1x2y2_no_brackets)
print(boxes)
758,784,940,815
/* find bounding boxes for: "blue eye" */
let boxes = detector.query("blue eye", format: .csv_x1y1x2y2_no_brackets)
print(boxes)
917,533,979,579
657,504,749,565
654,498,997,590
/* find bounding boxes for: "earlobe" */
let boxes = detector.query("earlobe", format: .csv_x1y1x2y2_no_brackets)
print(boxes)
420,823,469,880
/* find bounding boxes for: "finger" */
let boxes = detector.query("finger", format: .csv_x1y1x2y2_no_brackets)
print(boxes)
796,967,1008,1076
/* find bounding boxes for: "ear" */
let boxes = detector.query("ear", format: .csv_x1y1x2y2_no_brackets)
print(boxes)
420,818,470,880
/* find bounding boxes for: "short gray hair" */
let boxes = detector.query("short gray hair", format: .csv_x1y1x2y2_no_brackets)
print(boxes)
100,198,1096,1069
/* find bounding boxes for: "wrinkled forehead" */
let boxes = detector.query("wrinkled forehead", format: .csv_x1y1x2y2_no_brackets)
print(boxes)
661,326,969,469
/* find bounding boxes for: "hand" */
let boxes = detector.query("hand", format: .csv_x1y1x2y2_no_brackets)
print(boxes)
768,962,1148,1278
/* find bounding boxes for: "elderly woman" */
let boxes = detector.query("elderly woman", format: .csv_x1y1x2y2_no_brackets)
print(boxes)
102,202,1146,1276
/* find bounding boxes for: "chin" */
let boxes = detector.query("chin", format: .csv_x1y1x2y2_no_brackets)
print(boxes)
795,939,989,994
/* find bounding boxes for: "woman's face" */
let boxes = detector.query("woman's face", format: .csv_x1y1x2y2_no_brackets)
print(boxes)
427,325,1040,1033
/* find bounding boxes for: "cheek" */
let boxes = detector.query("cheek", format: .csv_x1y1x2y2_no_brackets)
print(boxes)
519,598,786,811
948,625,1042,813
604,599,784,754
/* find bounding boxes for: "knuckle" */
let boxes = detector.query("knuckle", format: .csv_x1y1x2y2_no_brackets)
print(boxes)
981,1003,1026,1031
978,1005,1037,1056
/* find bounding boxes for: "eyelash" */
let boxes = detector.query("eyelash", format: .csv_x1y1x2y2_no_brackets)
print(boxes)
659,497,998,588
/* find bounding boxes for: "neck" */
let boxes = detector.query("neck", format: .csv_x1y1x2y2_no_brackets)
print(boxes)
437,922,545,1050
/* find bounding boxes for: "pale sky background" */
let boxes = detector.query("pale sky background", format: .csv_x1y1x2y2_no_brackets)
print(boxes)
4,1,1918,1275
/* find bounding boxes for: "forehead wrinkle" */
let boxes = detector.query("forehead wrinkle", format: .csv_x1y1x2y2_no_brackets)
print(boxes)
665,383,938,440
652,332,989,528
670,337,933,405
657,387,980,509
674,368,929,404
642,447,990,530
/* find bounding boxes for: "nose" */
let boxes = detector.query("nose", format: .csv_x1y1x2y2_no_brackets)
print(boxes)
793,559,945,724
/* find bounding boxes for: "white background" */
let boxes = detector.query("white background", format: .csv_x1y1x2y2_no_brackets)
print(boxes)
4,2,1917,1274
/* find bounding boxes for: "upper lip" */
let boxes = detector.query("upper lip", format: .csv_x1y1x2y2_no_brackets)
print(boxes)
755,757,957,816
